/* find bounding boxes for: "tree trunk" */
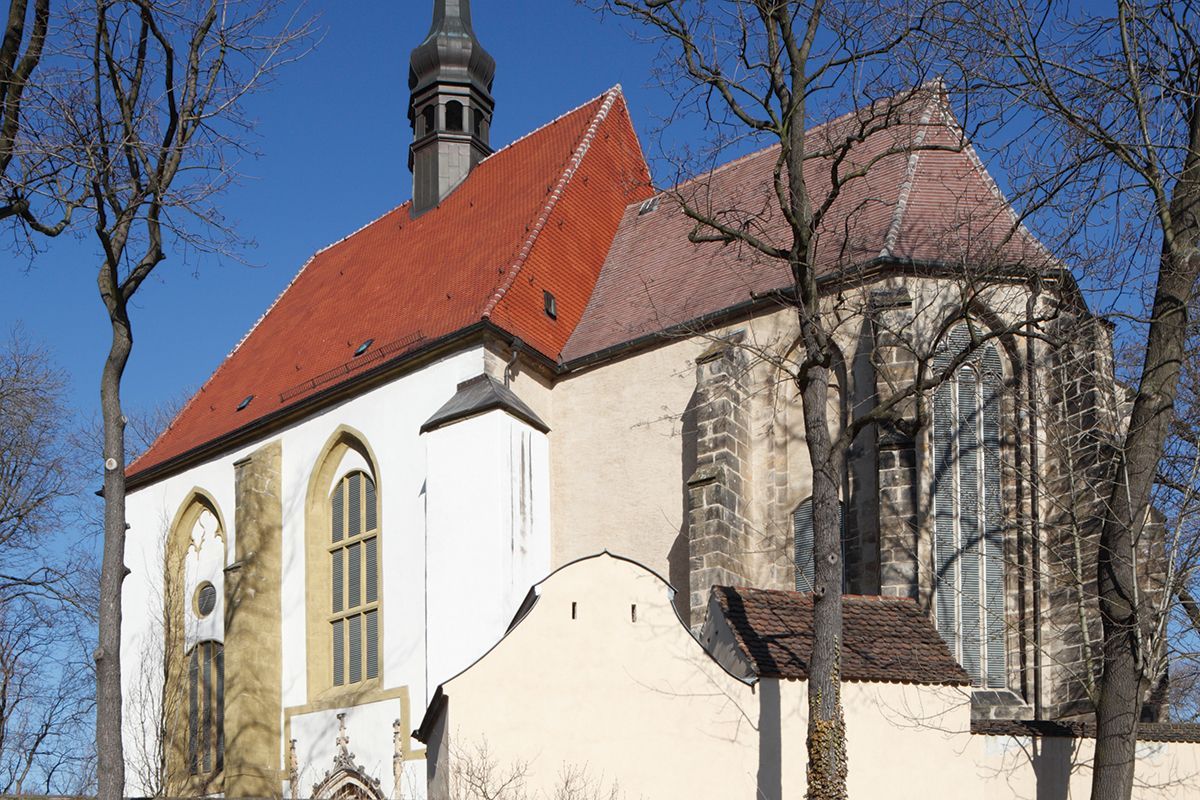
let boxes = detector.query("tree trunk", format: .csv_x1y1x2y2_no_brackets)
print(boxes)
1091,92,1200,800
96,303,131,800
801,356,847,800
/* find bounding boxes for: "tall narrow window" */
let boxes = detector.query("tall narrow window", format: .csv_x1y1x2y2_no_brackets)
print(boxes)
187,640,224,776
793,497,846,592
330,471,380,686
932,327,1005,688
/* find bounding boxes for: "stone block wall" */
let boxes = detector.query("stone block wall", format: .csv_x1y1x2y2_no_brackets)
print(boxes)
687,337,753,629
871,289,921,600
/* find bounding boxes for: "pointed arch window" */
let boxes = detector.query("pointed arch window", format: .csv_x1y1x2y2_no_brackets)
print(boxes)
187,640,224,777
932,327,1006,688
329,470,380,686
793,497,846,592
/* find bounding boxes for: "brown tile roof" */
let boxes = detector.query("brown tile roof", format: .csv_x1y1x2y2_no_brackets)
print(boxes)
972,719,1200,744
562,89,1049,361
712,585,971,686
129,87,651,479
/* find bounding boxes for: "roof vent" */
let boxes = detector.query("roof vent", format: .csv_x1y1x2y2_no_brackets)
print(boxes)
236,394,254,412
354,338,374,357
638,196,660,215
543,290,557,320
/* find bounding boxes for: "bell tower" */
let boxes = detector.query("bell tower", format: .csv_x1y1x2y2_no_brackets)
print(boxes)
408,0,496,217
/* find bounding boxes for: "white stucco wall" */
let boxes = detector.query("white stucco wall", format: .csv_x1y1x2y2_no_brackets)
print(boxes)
426,409,551,690
427,553,1200,800
120,344,553,797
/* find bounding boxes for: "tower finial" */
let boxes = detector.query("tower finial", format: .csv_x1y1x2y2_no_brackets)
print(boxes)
407,0,496,216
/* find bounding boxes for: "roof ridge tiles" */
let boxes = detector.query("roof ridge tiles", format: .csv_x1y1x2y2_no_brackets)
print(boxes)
478,84,622,168
879,94,938,258
480,86,624,320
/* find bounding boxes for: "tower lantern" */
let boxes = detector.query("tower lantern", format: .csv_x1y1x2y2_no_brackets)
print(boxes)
408,0,496,217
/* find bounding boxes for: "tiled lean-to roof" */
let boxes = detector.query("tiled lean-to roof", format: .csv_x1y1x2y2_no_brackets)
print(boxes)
712,585,971,686
130,87,651,479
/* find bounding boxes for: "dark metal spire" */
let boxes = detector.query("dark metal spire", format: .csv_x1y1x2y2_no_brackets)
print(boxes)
408,0,495,99
407,0,496,216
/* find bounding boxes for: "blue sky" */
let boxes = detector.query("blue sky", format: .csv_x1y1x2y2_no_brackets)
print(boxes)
0,0,694,422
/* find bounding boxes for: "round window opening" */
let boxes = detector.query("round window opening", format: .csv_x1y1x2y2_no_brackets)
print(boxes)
195,582,217,617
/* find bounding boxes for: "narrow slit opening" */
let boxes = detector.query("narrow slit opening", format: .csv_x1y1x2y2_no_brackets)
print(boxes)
631,604,637,623
571,601,577,620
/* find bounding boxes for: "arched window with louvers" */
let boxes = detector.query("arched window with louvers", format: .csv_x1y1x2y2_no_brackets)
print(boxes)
328,470,380,687
931,325,1006,688
187,639,224,777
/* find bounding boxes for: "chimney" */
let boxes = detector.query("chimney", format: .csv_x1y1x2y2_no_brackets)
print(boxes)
407,0,496,217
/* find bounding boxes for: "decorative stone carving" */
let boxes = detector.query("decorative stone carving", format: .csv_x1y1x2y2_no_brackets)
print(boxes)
310,713,386,800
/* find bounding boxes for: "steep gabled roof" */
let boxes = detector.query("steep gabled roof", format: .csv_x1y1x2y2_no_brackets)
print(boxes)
562,90,1050,362
712,585,971,686
130,87,651,479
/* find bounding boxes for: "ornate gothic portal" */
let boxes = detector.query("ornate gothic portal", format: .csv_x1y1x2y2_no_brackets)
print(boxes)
306,714,389,800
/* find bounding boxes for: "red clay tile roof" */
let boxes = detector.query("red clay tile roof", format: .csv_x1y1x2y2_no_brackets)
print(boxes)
562,90,1049,361
712,585,971,686
130,87,652,479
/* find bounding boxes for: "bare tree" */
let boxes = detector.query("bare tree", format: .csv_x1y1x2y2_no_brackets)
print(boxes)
3,2,314,796
0,328,95,795
948,3,1200,798
0,326,74,600
1,0,80,238
61,3,313,796
584,3,1031,798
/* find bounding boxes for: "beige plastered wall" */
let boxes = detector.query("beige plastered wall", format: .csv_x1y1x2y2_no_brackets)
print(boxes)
429,554,1200,800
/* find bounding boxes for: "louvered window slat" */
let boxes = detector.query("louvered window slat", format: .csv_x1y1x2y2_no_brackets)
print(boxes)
348,472,362,538
348,614,363,684
188,648,199,774
215,645,225,772
365,477,377,531
347,542,362,609
202,643,213,773
365,537,378,604
793,499,814,591
332,619,345,686
793,498,846,591
331,484,344,543
365,609,379,680
933,378,958,654
982,350,1007,687
331,550,344,613
957,367,982,684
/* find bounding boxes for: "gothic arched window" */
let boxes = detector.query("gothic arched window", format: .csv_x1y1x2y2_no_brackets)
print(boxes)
932,326,1006,688
330,470,380,686
187,640,224,777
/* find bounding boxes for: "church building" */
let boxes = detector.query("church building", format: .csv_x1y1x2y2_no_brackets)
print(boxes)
118,1,1152,797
